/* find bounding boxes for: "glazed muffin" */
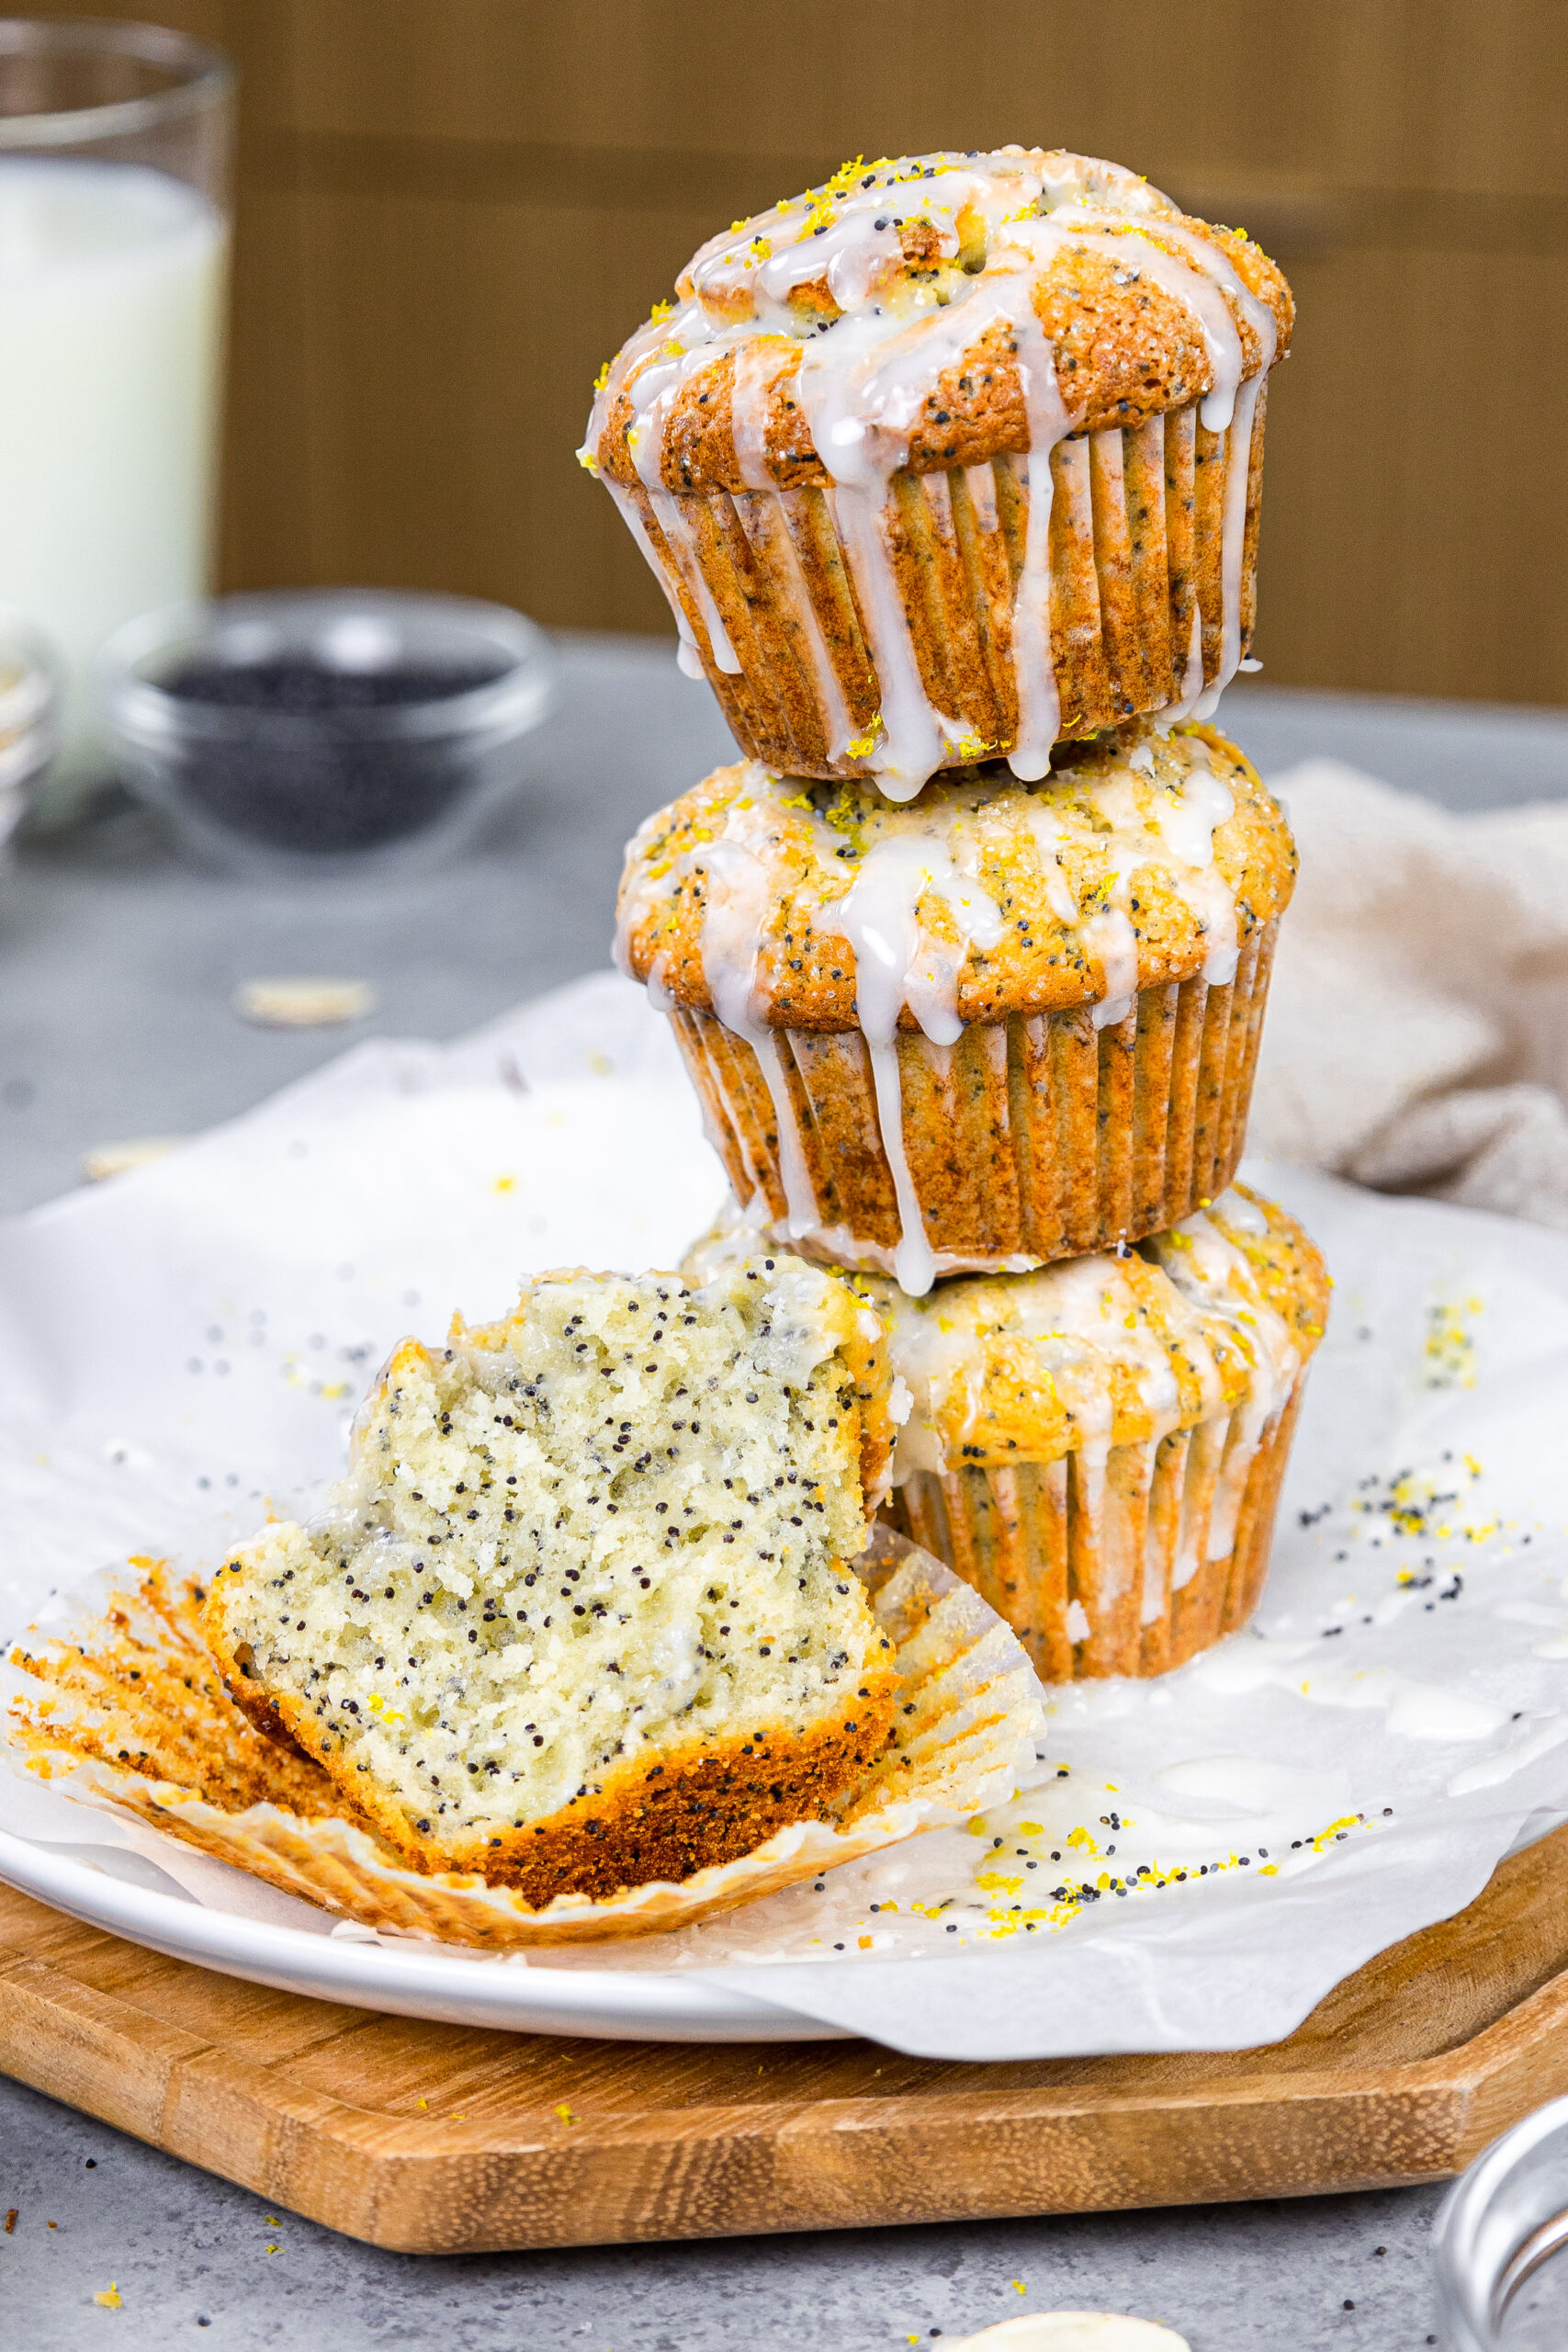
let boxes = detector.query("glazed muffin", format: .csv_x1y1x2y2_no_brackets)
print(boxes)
619,720,1295,1293
204,1256,901,1906
581,147,1293,798
871,1187,1327,1679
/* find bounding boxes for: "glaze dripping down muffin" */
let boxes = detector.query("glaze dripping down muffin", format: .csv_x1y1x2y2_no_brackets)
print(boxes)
686,1186,1329,1680
619,720,1296,1290
582,147,1293,792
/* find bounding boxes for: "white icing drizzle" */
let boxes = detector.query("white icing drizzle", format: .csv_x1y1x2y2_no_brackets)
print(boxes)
1209,1182,1269,1235
1082,905,1141,1031
1136,215,1279,711
587,149,1281,792
1005,206,1278,722
1068,743,1239,1003
695,1024,772,1206
647,485,744,676
1064,1598,1094,1645
612,802,672,979
729,339,856,753
683,1185,1304,1554
793,296,987,796
871,1248,1194,1485
1145,1204,1303,1558
1002,296,1073,782
621,736,1250,1283
623,331,748,675
820,831,1005,1292
1024,737,1237,1021
1043,208,1247,434
863,1194,1298,1521
823,476,965,797
727,336,784,490
1158,604,1208,729
790,265,1078,797
604,481,707,676
775,492,858,761
694,835,821,1238
1021,804,1081,926
1206,369,1264,716
1147,737,1239,986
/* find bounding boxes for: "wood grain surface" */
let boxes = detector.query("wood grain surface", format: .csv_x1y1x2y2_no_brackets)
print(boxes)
6,1827,1568,2253
16,0,1568,707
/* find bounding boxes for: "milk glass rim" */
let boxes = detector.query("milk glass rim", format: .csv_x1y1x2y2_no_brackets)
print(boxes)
0,17,232,150
1432,2091,1568,2350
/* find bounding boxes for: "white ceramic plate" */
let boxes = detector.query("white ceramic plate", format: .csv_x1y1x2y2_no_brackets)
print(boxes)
0,1826,851,2041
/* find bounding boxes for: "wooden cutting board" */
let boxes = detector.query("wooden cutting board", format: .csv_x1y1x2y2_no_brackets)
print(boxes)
6,1828,1568,2255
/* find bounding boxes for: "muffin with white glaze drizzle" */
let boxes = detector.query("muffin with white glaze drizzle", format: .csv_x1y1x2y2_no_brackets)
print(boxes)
686,1186,1328,1680
581,147,1292,800
618,719,1295,1294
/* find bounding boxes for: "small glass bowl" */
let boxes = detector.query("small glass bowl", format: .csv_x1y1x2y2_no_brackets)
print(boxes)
1433,2095,1568,2347
97,589,554,873
0,611,61,858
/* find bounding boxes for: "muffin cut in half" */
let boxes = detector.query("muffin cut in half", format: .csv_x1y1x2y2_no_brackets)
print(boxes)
620,722,1295,1291
687,1185,1328,1680
581,147,1293,797
205,1256,900,1906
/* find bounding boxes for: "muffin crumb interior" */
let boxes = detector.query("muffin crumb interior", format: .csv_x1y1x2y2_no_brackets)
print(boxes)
205,1257,898,1896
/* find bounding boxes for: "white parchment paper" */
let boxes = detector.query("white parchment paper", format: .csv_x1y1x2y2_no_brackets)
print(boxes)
6,971,1568,2061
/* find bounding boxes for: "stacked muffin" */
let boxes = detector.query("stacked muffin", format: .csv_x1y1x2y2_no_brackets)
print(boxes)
586,146,1327,1681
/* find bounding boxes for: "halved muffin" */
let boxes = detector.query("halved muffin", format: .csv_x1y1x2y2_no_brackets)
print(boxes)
204,1256,900,1905
581,147,1292,796
619,722,1295,1292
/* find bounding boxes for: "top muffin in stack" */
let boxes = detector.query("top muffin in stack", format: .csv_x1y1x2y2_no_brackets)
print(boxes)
587,146,1319,1680
581,146,1293,800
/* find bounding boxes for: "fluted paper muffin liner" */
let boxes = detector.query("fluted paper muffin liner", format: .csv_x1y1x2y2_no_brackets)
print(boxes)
670,918,1276,1277
886,1380,1306,1682
4,1530,1043,1950
623,390,1268,784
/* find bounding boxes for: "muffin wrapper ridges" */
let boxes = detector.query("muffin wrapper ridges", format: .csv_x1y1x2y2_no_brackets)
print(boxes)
671,919,1277,1275
4,1530,1044,1949
623,388,1268,780
885,1380,1307,1682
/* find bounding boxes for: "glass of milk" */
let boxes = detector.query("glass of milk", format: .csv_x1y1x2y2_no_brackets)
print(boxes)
0,20,232,824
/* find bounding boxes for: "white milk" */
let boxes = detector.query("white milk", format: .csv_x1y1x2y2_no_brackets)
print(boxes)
0,158,228,816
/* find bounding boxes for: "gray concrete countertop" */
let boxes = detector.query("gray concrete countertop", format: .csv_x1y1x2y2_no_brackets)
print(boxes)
3,636,1563,2348
3,2068,1445,2352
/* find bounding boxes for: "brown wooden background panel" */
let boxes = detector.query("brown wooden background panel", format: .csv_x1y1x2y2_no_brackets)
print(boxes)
17,0,1568,697
282,185,719,625
264,0,1563,190
1261,243,1568,703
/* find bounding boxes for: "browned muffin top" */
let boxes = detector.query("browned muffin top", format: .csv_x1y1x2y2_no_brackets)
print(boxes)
617,720,1296,1035
684,1186,1329,1476
859,1184,1328,1475
581,147,1293,496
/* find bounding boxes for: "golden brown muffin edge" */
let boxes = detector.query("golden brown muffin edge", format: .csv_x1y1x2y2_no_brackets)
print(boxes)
597,218,1293,493
617,725,1297,1033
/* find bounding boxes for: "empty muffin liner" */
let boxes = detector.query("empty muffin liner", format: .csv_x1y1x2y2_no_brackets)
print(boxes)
669,919,1277,1276
4,1529,1044,1949
621,389,1268,781
885,1379,1306,1681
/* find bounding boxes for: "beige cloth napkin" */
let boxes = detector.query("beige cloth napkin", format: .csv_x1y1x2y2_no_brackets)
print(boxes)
1248,759,1568,1229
